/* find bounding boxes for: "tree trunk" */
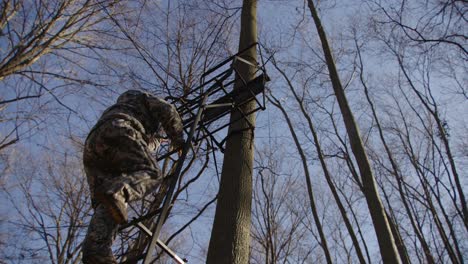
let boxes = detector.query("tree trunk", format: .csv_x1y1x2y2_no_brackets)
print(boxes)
272,60,365,264
395,54,467,229
269,94,333,263
356,42,435,264
305,1,401,263
363,87,435,264
206,1,257,263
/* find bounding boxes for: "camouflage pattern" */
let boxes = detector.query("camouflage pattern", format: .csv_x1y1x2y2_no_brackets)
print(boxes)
83,117,164,207
82,204,118,264
82,90,184,262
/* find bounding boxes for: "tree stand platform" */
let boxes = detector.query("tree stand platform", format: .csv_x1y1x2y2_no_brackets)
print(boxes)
125,42,269,264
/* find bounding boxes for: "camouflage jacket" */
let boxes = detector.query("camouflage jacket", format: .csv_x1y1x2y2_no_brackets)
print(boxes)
90,90,184,150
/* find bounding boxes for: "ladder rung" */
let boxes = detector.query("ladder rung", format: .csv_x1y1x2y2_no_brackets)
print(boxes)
136,222,187,264
119,207,163,230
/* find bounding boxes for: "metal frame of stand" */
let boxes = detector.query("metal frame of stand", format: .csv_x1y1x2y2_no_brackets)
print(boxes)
126,42,269,264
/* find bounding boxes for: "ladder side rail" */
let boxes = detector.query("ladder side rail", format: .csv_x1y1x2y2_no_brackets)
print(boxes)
170,68,233,118
179,83,232,120
214,76,268,146
199,126,226,153
201,77,237,105
198,68,233,95
187,78,236,128
184,114,226,152
155,127,198,162
172,42,260,112
170,68,228,103
178,70,234,122
211,105,264,146
177,95,206,118
143,95,209,264
228,88,261,131
120,207,163,230
201,70,236,101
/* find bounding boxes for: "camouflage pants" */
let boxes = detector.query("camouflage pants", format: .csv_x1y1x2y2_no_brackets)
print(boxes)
82,204,119,263
82,117,162,262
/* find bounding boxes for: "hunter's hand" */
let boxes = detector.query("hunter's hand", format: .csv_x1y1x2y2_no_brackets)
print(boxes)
172,137,185,153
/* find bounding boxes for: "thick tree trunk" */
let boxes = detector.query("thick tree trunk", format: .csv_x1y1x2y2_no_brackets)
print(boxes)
305,1,401,263
206,1,257,263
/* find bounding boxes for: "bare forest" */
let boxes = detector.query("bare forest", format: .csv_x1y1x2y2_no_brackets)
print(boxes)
0,0,466,263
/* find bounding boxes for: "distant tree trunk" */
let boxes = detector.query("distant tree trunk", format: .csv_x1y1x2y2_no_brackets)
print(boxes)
362,82,435,264
305,0,401,263
395,118,463,264
394,54,468,229
355,40,434,264
269,94,333,263
385,207,412,264
206,1,257,263
271,59,365,264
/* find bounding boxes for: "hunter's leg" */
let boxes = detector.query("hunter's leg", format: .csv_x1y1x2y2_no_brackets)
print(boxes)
105,169,163,203
82,204,119,264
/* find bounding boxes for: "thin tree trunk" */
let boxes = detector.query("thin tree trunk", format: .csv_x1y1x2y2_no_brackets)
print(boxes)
395,54,467,229
269,94,333,264
355,41,435,264
206,1,258,263
271,60,366,264
305,1,400,263
383,195,412,264
395,106,461,264
363,90,435,264
336,186,372,264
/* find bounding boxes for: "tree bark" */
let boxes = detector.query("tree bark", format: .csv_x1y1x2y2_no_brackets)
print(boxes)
206,1,258,263
305,1,401,263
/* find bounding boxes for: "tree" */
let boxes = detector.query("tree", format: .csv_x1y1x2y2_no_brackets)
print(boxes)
250,144,312,264
268,54,369,264
0,0,117,80
207,0,258,263
0,0,118,151
268,94,333,263
1,144,91,263
305,0,401,263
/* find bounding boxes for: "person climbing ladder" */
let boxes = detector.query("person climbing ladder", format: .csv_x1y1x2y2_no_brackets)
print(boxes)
81,90,184,264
